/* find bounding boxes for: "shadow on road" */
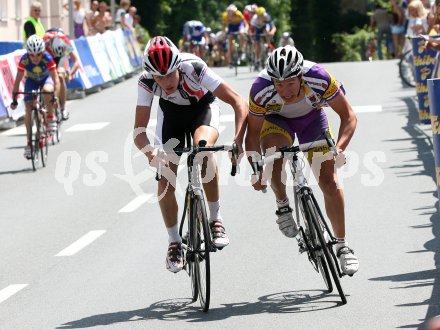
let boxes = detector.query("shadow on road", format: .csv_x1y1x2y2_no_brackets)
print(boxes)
370,96,440,329
56,290,344,328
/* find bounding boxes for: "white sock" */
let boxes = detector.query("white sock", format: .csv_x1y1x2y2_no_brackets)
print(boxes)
335,238,347,252
167,224,181,243
208,200,222,223
276,197,290,209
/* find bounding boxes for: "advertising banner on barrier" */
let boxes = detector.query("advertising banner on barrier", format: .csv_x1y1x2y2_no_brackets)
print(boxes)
101,32,125,78
0,41,23,56
0,49,26,119
412,36,438,124
72,37,104,87
114,29,134,74
86,34,113,82
428,78,440,208
67,39,93,90
123,29,140,68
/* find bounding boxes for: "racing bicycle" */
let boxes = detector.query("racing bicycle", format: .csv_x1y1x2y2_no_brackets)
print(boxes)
156,139,238,312
14,90,55,171
252,131,347,304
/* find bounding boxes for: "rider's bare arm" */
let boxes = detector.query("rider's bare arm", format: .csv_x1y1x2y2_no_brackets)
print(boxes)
133,105,156,162
327,93,357,152
212,82,247,146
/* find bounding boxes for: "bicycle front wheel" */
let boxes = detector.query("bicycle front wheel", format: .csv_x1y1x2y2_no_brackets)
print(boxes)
305,193,347,304
300,195,332,293
40,113,48,168
399,50,416,87
191,195,211,312
187,195,199,302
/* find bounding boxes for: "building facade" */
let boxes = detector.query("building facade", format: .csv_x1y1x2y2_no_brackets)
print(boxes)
0,0,92,41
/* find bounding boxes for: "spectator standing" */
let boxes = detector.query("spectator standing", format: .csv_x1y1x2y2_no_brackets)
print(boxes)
23,1,45,42
64,0,87,38
86,0,99,35
92,1,112,34
115,0,131,29
133,14,150,49
390,0,406,58
124,6,137,30
407,0,428,37
370,3,394,60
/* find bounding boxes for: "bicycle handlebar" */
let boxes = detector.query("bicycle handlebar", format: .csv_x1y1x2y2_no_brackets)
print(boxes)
250,131,339,192
155,140,239,181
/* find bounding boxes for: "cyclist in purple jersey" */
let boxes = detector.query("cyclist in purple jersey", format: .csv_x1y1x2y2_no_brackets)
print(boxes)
10,35,59,159
245,45,359,276
133,36,247,273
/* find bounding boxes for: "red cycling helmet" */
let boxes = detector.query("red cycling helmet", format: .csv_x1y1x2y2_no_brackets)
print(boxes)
143,36,181,76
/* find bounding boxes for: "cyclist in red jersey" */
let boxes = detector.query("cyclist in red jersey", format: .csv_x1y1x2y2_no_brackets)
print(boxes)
133,36,247,273
43,28,80,120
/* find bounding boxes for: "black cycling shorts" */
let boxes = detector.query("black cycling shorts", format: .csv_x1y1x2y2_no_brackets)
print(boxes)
155,93,220,153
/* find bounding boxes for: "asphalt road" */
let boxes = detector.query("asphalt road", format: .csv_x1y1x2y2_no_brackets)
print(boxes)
0,59,439,330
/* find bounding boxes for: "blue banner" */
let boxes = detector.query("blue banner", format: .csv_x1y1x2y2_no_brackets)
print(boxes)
428,78,440,200
0,41,23,56
412,37,438,124
123,29,142,67
71,37,104,88
0,95,7,118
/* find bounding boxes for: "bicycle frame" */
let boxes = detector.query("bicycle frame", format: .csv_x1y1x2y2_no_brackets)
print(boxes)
155,140,238,312
252,131,348,304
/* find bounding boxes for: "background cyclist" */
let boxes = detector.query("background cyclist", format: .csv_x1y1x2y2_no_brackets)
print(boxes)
279,31,295,47
250,6,276,70
181,20,208,59
43,28,80,121
221,4,248,66
245,45,359,276
133,36,247,273
10,35,60,159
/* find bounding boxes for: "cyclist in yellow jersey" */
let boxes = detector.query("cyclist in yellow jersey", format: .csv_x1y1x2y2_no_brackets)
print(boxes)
221,4,248,65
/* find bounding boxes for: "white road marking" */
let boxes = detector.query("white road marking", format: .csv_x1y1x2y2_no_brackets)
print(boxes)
55,230,106,256
353,105,383,113
0,284,28,304
1,126,27,136
118,193,153,213
66,122,109,132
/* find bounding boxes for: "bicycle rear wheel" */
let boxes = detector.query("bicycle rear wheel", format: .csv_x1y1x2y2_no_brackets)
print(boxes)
399,50,416,87
30,110,40,171
305,194,347,304
191,195,211,312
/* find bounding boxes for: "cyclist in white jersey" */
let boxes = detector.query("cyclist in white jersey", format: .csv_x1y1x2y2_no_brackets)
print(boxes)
245,45,359,276
134,36,247,273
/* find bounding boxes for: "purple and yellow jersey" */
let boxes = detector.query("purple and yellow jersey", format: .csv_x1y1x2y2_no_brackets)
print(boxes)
249,60,342,118
17,51,56,82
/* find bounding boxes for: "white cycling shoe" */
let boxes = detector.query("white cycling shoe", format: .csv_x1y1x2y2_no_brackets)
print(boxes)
337,246,359,276
275,206,299,238
165,241,184,273
210,220,229,248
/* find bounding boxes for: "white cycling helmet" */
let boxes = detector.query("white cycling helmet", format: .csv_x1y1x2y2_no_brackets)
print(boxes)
143,36,181,76
266,45,304,80
51,38,66,57
26,35,45,55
